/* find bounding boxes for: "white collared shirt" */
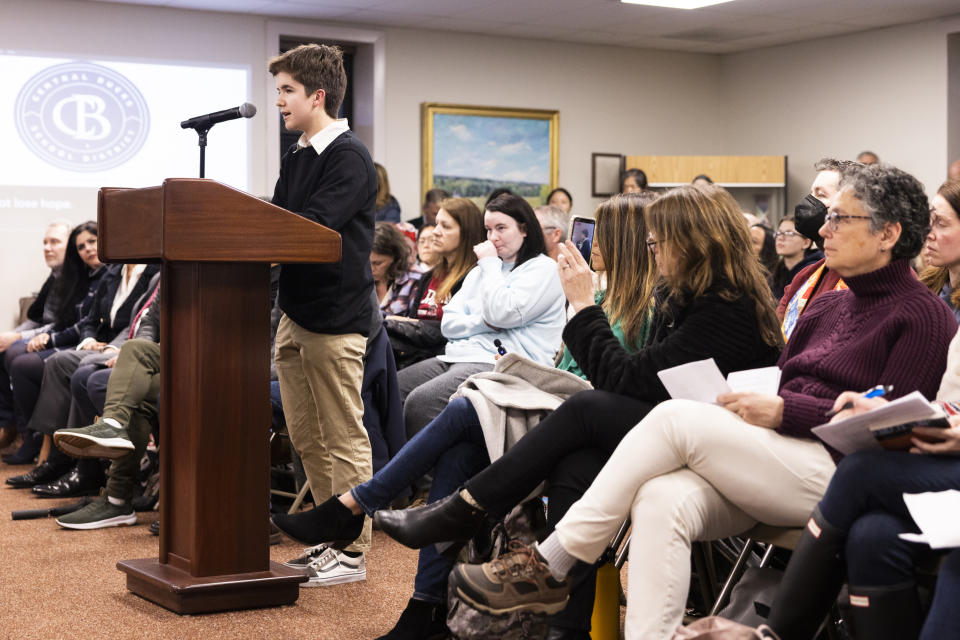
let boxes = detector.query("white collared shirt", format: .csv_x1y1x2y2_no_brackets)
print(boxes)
109,264,147,325
297,118,350,155
76,263,147,350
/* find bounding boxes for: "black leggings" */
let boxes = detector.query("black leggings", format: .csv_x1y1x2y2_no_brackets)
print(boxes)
464,389,655,632
466,389,654,517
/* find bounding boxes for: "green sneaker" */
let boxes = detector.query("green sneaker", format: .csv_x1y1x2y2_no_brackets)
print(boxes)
56,496,137,530
54,420,135,459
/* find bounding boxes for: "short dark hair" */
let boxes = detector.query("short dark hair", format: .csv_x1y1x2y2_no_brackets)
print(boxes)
485,194,545,268
424,188,450,205
372,221,411,282
692,174,713,184
839,163,930,261
620,168,648,191
268,44,347,119
546,187,572,207
814,157,860,174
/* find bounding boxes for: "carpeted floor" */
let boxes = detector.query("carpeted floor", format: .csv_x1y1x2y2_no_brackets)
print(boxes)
0,444,422,640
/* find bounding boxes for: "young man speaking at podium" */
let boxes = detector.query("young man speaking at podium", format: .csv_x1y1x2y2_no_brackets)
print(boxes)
267,44,378,585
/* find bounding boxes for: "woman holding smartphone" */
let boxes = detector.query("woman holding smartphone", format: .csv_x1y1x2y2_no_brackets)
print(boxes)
274,185,784,638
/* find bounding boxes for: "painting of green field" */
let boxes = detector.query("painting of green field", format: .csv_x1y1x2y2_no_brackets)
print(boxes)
432,112,552,202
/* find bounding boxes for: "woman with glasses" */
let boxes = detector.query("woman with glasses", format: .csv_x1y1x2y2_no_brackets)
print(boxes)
273,187,783,639
442,163,957,640
772,216,823,300
374,184,785,638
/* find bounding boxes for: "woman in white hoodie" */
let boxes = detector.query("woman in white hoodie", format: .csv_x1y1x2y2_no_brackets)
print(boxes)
396,192,566,439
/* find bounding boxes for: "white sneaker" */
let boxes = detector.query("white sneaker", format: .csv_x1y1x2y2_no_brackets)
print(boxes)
282,543,331,571
302,547,366,587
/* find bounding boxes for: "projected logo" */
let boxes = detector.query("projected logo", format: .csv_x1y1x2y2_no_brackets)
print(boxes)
14,61,150,172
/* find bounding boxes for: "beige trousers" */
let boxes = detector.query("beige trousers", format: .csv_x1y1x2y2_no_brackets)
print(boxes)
275,314,372,552
554,399,836,640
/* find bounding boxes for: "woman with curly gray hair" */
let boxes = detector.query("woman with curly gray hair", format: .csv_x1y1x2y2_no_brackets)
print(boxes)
445,163,956,640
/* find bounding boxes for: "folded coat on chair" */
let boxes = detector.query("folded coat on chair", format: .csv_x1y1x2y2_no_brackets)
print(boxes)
454,352,592,465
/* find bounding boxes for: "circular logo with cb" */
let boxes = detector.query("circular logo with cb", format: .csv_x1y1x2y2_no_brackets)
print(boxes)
15,61,150,172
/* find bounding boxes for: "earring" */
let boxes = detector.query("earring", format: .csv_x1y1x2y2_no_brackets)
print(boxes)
880,247,887,253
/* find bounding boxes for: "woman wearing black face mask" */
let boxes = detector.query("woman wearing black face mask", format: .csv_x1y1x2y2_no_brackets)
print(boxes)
776,158,860,339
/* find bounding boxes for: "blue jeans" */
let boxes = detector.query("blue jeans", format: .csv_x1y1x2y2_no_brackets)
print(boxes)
819,450,960,587
351,397,489,603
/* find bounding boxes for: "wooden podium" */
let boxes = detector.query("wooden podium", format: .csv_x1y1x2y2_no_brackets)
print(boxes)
98,178,341,614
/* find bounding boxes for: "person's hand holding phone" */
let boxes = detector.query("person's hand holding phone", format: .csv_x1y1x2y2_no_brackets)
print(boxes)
557,241,595,313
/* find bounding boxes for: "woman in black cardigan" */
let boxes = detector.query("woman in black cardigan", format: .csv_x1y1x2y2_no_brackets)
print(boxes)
279,185,784,639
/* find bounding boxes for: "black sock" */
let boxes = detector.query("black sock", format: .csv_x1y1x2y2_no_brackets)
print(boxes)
341,550,362,558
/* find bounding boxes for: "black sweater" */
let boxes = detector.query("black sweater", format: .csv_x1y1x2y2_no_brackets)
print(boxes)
271,131,378,336
563,286,782,402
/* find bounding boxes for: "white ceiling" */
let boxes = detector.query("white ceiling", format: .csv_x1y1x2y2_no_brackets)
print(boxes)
84,0,960,53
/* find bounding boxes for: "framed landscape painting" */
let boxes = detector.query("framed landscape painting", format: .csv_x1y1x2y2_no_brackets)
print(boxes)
422,103,559,208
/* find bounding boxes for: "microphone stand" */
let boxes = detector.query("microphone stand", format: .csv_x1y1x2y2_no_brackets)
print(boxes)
194,126,211,178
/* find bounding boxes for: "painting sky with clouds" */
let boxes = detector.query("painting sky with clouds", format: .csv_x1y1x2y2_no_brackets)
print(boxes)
433,113,550,185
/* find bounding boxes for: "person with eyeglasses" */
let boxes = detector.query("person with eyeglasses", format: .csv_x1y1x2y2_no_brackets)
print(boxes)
778,158,863,340
441,163,955,640
772,216,823,300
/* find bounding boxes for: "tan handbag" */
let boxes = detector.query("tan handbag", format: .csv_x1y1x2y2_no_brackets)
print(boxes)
671,617,780,640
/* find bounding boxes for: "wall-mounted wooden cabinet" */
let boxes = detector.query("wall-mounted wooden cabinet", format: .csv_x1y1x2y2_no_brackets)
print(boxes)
625,155,788,220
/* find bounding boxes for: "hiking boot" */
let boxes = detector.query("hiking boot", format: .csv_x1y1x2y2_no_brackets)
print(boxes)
449,540,570,615
56,496,137,530
302,547,366,587
54,420,135,460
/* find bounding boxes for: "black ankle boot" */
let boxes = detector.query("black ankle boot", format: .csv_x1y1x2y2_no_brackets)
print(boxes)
375,598,448,640
766,508,847,640
270,495,364,548
847,582,922,640
374,491,486,550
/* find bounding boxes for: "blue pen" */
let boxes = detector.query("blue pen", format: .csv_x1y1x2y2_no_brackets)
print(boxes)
826,384,893,418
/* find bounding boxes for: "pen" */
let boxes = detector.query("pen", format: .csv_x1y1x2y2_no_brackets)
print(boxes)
825,384,893,418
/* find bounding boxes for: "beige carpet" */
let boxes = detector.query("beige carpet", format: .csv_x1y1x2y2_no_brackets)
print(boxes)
0,446,421,640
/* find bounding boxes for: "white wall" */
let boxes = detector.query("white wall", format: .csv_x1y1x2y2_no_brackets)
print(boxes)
2,0,959,327
379,28,727,219
721,16,960,208
0,0,726,326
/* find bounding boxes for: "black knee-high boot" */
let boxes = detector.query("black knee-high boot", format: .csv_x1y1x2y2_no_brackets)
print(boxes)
766,507,846,640
847,582,922,640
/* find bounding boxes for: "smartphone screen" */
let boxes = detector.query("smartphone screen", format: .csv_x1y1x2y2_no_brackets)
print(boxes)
570,217,595,264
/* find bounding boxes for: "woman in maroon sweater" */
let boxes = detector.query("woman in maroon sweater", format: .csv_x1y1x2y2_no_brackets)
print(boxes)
446,163,958,640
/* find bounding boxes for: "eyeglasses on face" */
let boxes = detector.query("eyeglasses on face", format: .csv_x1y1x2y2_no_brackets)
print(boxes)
825,211,872,232
774,230,801,239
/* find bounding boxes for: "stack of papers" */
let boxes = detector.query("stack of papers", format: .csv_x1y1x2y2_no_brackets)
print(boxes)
656,358,781,404
899,490,960,549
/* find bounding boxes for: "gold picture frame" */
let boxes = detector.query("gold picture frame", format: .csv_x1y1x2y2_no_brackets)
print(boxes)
421,103,559,207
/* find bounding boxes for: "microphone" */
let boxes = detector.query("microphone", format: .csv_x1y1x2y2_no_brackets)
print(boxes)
180,103,257,130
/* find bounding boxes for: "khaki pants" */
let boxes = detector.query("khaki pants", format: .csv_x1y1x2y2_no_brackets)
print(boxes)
554,399,836,640
275,314,372,552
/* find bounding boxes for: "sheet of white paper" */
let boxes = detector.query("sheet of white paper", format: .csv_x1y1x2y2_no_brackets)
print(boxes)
657,358,731,404
902,490,960,549
810,391,942,455
726,366,781,396
898,532,930,544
